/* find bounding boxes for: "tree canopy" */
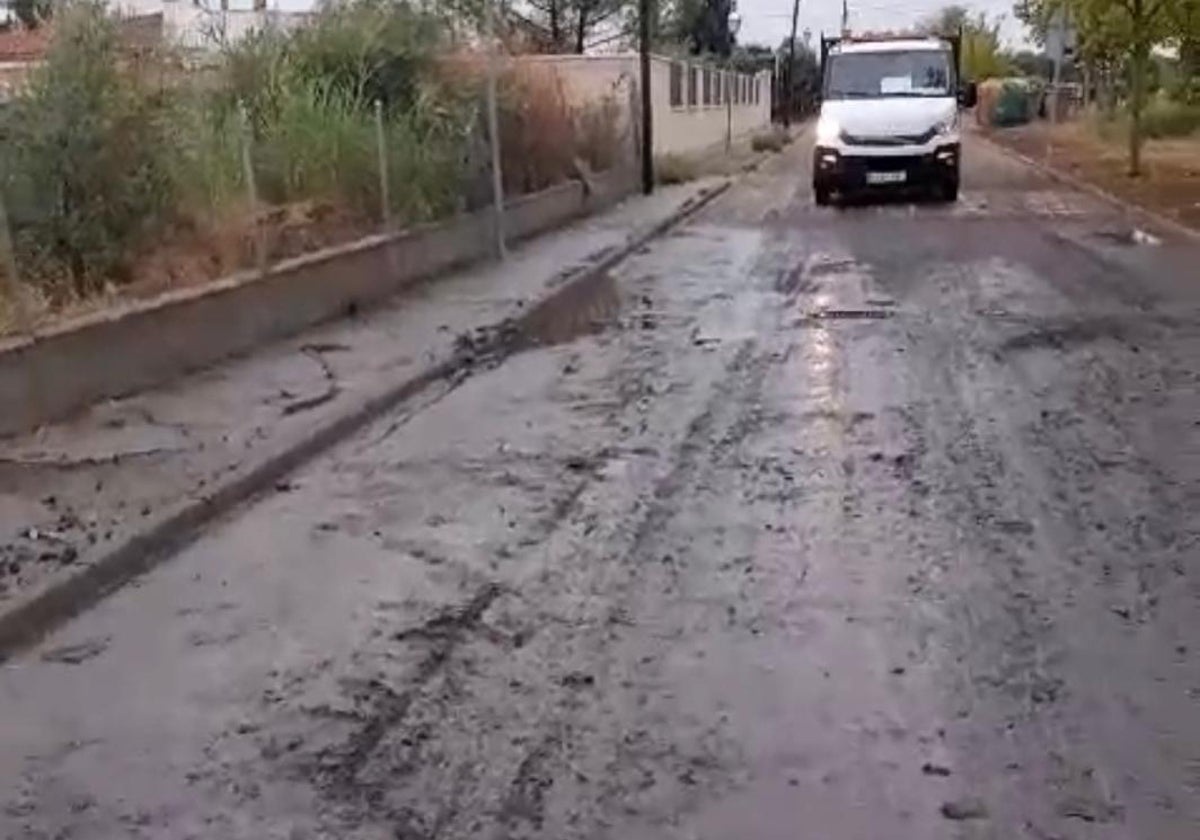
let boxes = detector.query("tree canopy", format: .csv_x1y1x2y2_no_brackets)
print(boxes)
921,5,1012,79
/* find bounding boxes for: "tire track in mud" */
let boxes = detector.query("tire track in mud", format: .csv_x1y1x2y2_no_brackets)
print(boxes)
233,232,789,838
483,340,782,837
316,582,506,795
884,250,1199,836
889,297,1122,836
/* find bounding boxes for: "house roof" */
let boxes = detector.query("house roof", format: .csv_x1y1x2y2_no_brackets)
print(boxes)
0,14,163,64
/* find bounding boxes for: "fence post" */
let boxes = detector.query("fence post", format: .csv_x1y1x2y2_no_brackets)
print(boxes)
484,0,506,260
374,99,392,229
238,103,267,276
726,70,733,153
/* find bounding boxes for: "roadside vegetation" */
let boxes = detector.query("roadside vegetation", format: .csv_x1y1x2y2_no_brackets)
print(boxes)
1013,0,1200,173
0,0,625,333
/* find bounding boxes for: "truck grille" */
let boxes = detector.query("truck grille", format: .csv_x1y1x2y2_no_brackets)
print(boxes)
841,128,936,146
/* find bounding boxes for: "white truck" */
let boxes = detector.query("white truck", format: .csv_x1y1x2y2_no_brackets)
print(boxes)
811,34,977,205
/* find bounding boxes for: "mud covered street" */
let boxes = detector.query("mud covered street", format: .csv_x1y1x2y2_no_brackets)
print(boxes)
2,134,1199,840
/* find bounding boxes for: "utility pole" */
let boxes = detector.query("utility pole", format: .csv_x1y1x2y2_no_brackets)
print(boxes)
841,0,848,32
783,0,799,127
638,0,654,194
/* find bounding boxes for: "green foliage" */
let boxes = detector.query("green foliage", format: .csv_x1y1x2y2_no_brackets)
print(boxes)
288,0,441,108
166,93,246,221
10,0,51,28
1141,95,1200,136
654,153,699,184
514,0,631,53
0,0,624,310
0,1,174,296
663,0,737,57
1012,0,1186,173
922,6,1012,80
777,38,821,117
1009,49,1054,78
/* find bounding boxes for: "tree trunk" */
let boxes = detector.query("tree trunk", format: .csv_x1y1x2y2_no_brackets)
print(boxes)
1102,65,1117,118
575,5,587,53
1129,42,1147,177
549,2,561,49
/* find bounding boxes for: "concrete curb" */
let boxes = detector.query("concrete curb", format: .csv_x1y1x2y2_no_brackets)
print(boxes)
978,132,1200,244
0,179,733,661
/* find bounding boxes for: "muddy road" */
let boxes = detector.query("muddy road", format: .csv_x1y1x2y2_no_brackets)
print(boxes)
2,135,1199,840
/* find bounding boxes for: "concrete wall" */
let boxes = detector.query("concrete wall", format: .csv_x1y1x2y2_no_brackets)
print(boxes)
651,57,772,156
0,168,636,437
521,53,772,156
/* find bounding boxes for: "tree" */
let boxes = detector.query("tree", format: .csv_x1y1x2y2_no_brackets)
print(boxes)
1009,48,1055,78
507,0,630,53
663,0,736,56
775,36,821,118
1166,0,1200,101
1014,0,1172,175
921,5,1012,79
7,0,52,28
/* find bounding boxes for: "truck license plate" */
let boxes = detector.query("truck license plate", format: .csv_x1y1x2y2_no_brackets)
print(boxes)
866,171,907,185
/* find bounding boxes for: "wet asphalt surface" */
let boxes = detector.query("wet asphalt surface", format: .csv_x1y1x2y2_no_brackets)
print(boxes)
2,135,1199,839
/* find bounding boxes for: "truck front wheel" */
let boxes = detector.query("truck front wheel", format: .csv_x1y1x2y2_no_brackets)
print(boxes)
814,184,833,206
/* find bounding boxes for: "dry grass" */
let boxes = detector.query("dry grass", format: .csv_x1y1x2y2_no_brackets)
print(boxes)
0,200,382,338
655,153,700,185
988,119,1200,231
750,126,792,153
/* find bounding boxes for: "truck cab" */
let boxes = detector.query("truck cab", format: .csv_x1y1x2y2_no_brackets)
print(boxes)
811,35,977,205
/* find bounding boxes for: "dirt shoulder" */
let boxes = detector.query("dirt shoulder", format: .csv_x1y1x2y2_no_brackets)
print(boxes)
983,120,1200,232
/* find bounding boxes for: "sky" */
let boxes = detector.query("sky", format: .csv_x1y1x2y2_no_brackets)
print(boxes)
735,0,1030,50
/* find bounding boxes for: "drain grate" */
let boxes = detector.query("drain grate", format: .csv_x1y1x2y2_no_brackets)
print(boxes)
809,308,895,320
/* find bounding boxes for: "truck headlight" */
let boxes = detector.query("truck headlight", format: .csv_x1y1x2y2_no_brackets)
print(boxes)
816,116,841,145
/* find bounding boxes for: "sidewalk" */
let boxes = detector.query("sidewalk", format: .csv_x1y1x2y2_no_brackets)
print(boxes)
0,177,727,651
980,121,1200,239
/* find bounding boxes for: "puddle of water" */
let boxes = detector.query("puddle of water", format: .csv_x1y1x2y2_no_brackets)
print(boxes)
515,270,621,348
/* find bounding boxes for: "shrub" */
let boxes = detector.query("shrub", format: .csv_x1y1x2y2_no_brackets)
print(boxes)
0,1,175,297
1141,97,1200,139
751,126,789,153
217,0,470,224
496,63,577,194
288,0,441,110
655,153,699,185
576,94,626,173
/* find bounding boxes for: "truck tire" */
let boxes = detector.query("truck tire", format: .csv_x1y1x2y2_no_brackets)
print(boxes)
814,184,833,206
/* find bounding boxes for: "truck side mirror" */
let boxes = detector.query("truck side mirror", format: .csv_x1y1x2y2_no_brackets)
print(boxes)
959,81,978,108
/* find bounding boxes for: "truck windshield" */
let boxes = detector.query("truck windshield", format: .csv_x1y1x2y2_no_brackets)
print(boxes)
825,50,953,99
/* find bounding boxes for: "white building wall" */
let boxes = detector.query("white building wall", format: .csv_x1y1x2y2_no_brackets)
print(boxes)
111,0,308,50
514,53,772,158
649,55,771,156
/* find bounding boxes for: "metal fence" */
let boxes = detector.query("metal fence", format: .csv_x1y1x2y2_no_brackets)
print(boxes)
0,35,638,339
